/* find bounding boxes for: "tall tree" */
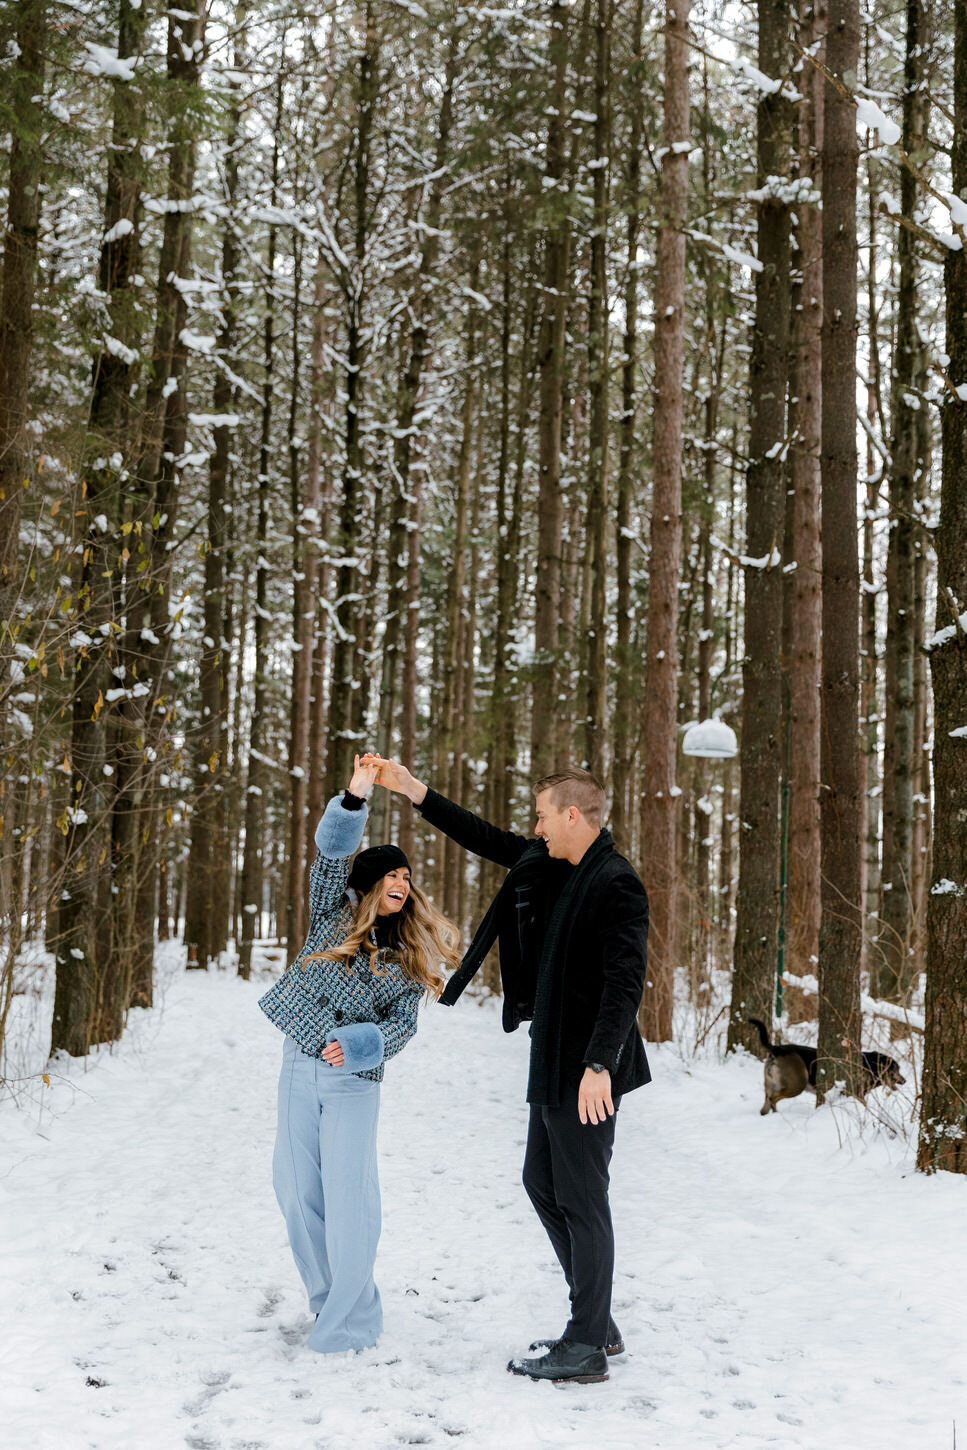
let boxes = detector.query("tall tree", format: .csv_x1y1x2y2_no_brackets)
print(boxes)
184,6,244,969
638,0,689,1042
582,0,612,782
53,0,146,1047
238,72,283,979
727,0,792,1056
918,0,967,1176
611,0,645,849
0,0,45,687
816,0,863,1100
324,7,380,800
531,0,571,778
783,0,824,1017
878,0,927,1005
376,41,458,831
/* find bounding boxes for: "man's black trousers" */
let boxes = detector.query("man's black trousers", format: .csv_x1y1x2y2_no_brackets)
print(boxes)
521,1083,619,1348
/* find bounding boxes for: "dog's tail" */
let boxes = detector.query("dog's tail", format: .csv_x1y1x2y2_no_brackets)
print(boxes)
747,1017,774,1052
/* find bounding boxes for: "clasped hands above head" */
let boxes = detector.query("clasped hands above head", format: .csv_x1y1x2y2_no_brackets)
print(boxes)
358,754,425,803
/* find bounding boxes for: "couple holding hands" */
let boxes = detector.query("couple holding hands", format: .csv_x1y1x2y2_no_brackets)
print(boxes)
258,753,651,1385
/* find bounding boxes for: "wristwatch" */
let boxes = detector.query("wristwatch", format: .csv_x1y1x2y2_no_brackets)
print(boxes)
588,1062,608,1074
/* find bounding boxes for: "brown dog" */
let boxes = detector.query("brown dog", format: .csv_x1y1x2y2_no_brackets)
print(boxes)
749,1017,906,1114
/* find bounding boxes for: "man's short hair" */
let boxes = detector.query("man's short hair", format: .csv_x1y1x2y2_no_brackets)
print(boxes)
533,768,606,826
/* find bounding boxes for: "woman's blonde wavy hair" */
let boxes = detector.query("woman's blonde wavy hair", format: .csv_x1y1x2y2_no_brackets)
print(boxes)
302,874,461,999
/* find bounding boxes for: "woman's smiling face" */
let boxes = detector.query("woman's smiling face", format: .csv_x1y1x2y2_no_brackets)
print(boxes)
379,867,411,914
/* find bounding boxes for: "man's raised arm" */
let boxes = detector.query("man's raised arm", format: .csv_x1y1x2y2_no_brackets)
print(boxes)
363,755,531,870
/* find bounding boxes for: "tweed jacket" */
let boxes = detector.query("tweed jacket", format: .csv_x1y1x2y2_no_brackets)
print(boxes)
258,794,423,1082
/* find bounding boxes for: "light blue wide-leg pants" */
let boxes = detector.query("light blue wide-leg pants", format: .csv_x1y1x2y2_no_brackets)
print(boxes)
273,1034,383,1353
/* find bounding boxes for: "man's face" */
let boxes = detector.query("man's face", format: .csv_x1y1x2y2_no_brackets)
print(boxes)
534,790,572,858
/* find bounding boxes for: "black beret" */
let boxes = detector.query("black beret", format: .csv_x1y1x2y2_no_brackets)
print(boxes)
347,844,411,897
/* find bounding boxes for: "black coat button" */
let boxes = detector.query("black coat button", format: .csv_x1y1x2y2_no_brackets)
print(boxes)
318,993,329,1007
334,1009,344,1023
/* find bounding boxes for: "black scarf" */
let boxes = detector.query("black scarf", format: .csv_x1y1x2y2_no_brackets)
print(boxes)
526,830,615,1107
440,830,616,1107
439,840,548,1007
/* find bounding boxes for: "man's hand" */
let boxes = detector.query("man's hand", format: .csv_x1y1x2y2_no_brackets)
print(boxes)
578,1066,614,1125
361,754,427,805
321,1040,345,1067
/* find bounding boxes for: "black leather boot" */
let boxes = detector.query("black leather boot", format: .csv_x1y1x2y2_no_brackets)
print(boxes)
508,1338,609,1384
529,1316,624,1357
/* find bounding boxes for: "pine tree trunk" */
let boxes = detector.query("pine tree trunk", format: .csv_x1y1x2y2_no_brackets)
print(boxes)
284,255,325,952
816,0,864,1100
325,15,379,800
184,19,241,968
239,76,283,979
376,46,457,799
0,0,44,692
583,0,612,783
306,263,335,869
917,0,967,1175
53,0,147,1053
532,0,571,778
728,0,791,1057
486,238,536,919
878,0,925,1004
638,0,689,1042
862,461,881,984
397,463,424,863
101,0,204,1023
783,0,824,1021
611,0,644,850
442,284,478,921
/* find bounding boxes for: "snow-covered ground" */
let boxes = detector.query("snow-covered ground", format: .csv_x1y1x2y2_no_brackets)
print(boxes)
1,947,964,1450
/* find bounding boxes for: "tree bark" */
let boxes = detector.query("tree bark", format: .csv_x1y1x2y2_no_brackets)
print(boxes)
611,0,644,851
53,0,147,1053
783,0,824,1021
376,44,457,793
917,0,967,1175
324,9,379,800
0,0,44,692
638,0,689,1042
184,10,242,969
816,0,864,1101
238,76,283,979
878,0,925,1006
441,278,479,921
728,0,791,1057
583,0,612,783
532,0,571,778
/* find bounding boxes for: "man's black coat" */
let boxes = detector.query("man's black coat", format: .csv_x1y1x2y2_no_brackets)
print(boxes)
417,787,652,1099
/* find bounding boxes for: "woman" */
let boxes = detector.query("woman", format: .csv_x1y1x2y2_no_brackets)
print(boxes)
259,755,460,1353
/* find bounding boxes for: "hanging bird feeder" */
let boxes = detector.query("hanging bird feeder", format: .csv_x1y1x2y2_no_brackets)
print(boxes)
681,718,738,760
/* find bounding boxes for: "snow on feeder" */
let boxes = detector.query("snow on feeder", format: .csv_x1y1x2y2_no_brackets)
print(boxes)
681,718,737,760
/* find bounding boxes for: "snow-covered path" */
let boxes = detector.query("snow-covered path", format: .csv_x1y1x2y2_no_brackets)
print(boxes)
1,955,964,1450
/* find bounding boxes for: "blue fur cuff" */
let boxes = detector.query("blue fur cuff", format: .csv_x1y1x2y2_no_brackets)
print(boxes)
314,793,368,858
325,1021,385,1073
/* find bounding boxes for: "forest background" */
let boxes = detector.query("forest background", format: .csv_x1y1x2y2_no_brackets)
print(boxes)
1,0,966,1175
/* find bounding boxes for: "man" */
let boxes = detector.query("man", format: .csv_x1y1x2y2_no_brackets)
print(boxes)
366,756,651,1385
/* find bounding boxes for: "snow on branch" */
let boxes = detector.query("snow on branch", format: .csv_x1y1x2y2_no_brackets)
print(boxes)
855,97,901,147
83,43,137,81
924,608,967,651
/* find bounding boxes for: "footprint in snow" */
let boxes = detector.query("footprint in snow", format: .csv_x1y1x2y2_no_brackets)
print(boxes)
278,1319,312,1346
182,1369,231,1417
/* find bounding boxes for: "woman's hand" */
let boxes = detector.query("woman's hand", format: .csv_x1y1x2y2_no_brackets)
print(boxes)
321,1039,345,1067
348,754,380,800
361,754,427,805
